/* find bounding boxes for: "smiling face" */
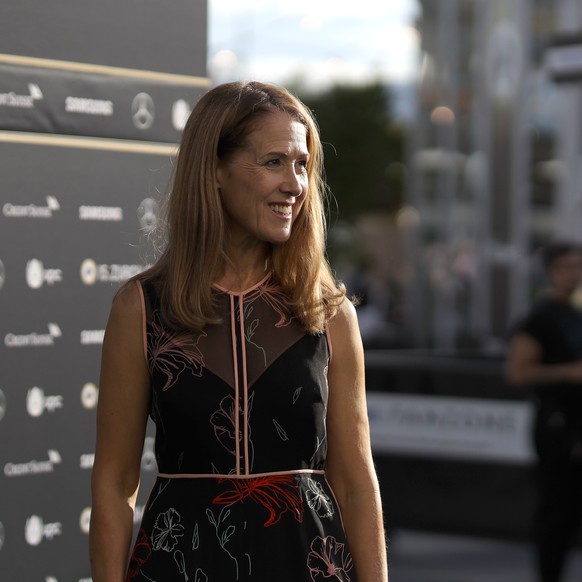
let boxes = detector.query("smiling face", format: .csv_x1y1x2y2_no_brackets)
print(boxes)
216,111,309,251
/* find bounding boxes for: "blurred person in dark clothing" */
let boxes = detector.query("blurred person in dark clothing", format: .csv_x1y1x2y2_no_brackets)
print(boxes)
507,241,582,582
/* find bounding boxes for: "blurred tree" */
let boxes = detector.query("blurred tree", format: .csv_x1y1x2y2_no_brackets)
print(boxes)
297,82,405,221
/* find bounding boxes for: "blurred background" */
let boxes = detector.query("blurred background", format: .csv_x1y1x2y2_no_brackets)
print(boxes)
2,0,582,579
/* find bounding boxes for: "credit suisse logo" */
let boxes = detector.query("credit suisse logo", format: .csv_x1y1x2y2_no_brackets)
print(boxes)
4,323,62,348
4,449,62,477
3,196,60,218
0,83,43,109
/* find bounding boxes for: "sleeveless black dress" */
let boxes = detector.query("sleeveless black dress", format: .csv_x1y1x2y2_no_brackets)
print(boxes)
126,274,355,581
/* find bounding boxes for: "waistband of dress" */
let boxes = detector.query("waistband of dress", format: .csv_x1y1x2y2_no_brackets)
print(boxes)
157,468,326,480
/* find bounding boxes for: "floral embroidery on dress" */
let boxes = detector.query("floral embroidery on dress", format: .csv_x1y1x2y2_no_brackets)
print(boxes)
244,278,294,328
148,310,206,391
305,478,335,518
126,528,152,580
210,395,241,457
212,474,304,527
151,508,185,552
307,535,353,581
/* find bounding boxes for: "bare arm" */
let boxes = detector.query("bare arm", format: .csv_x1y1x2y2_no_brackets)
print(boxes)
506,332,582,386
326,299,388,581
90,283,151,581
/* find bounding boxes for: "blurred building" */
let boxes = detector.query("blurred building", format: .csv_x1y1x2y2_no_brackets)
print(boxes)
407,0,582,350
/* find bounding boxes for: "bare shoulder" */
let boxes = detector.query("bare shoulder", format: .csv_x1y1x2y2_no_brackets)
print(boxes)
328,297,360,342
106,281,144,329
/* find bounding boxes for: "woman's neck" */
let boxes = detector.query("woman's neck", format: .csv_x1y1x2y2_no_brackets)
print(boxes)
215,249,271,293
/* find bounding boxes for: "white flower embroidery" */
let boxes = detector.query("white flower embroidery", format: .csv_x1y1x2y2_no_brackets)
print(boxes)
306,478,334,518
151,508,184,552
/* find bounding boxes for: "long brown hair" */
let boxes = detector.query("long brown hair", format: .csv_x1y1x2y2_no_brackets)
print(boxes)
137,81,344,333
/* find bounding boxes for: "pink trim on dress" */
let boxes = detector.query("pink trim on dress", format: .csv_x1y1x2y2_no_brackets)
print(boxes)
136,280,148,365
324,323,333,362
229,294,241,475
157,469,326,479
212,271,272,295
239,294,250,474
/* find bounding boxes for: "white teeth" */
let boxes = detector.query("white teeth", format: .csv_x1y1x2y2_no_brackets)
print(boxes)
270,204,292,216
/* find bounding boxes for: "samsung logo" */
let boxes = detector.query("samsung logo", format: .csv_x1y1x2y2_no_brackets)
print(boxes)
80,330,105,345
79,205,123,221
65,96,113,116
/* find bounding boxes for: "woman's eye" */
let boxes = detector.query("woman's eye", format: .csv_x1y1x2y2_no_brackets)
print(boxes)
297,160,308,171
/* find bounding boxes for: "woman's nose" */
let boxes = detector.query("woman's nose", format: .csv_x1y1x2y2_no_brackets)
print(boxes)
281,166,305,197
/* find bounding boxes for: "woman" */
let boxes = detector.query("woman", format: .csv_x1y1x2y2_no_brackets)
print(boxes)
90,81,388,581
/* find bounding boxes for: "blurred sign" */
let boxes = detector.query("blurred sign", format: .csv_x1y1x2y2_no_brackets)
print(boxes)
0,62,206,142
368,392,535,464
546,33,582,82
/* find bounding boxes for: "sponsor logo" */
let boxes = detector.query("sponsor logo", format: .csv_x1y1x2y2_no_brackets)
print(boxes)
80,453,94,469
80,258,146,285
65,96,113,116
141,436,157,471
137,198,159,232
25,515,62,546
26,259,63,289
0,521,5,551
172,99,191,131
4,323,62,348
3,195,60,218
79,507,91,535
4,449,62,477
0,83,43,109
26,387,64,417
0,389,6,421
0,259,5,290
132,92,155,129
80,329,105,345
81,382,99,410
79,205,123,221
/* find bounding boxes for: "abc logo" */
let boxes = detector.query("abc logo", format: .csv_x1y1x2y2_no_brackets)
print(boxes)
27,387,45,417
26,259,44,289
25,515,44,546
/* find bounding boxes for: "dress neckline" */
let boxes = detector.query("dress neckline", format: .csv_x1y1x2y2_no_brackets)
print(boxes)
212,271,273,296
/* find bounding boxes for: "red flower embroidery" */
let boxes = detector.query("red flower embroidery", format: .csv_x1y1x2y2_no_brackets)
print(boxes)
148,311,206,390
126,528,152,580
307,535,353,581
213,474,304,527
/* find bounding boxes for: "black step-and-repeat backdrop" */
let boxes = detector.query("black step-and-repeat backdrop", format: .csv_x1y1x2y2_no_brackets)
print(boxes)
0,2,208,580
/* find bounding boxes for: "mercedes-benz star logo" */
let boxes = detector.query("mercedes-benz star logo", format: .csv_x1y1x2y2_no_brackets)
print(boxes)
132,92,155,130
